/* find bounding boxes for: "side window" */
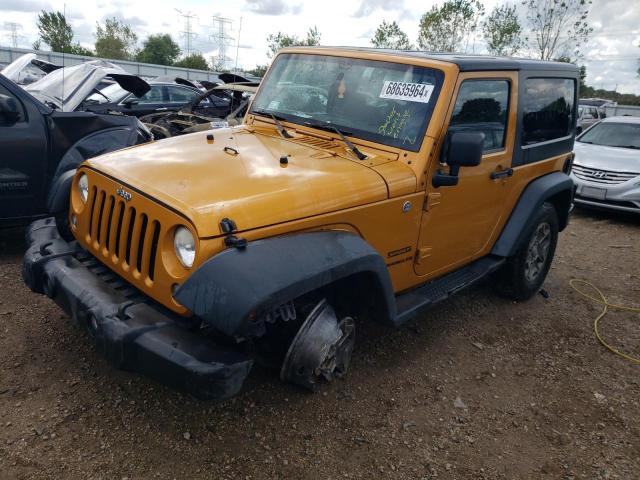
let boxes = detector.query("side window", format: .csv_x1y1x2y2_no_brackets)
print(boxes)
0,84,25,125
136,86,164,104
448,80,509,152
522,78,575,145
167,86,199,103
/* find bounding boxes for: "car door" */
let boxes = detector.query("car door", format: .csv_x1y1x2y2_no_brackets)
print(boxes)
0,80,49,221
121,85,166,117
414,72,518,278
166,85,200,112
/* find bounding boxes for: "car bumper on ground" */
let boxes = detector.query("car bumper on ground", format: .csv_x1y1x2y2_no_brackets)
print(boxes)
571,175,640,214
22,218,253,400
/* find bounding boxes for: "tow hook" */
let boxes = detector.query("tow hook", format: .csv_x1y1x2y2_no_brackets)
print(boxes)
280,299,356,391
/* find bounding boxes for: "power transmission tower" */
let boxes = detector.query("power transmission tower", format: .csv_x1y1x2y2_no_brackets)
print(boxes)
4,22,22,48
210,15,233,71
175,9,198,56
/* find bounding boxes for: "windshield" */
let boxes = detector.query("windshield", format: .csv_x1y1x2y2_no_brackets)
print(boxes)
250,53,444,151
578,122,640,149
85,82,128,104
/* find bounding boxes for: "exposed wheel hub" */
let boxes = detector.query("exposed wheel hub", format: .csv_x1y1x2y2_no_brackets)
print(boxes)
524,222,551,283
280,299,355,391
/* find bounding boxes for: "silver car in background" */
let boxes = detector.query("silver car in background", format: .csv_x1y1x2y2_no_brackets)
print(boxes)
571,116,640,214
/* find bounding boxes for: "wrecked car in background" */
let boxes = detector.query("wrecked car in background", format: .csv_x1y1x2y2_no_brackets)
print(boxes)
0,53,61,85
80,79,233,119
140,82,258,138
0,69,152,228
24,59,149,112
22,47,577,400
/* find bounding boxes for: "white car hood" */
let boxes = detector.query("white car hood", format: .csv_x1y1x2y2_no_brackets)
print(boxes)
574,141,640,173
1,53,37,83
24,60,149,112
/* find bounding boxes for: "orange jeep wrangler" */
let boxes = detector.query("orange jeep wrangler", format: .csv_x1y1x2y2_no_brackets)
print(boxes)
23,47,578,399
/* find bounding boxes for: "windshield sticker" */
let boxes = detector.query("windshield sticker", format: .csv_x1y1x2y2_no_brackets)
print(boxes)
380,81,434,103
378,105,415,144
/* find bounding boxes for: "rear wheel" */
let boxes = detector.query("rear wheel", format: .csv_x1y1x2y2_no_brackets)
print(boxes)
495,202,559,301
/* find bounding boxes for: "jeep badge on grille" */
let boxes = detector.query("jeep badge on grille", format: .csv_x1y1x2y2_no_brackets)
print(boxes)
116,187,132,201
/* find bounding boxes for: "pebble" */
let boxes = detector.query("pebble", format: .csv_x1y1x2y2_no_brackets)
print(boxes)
183,432,191,440
453,397,467,409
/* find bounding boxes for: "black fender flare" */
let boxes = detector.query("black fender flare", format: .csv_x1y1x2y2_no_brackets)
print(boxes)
46,169,75,214
492,171,574,257
174,231,397,338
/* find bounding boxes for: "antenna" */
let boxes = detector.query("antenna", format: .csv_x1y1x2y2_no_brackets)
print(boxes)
175,9,198,56
61,4,66,109
210,15,233,71
234,17,242,74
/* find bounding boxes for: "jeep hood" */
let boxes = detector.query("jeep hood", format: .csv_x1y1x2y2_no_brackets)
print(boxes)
86,128,390,237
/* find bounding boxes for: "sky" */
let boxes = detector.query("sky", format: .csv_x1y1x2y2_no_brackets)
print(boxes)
1,0,639,94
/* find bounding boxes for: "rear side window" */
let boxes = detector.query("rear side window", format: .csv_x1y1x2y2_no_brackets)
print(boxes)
167,86,199,103
522,78,575,145
448,80,509,152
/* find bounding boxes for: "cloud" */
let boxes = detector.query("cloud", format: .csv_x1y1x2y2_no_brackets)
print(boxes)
101,12,148,27
244,0,302,16
352,0,405,18
0,0,51,13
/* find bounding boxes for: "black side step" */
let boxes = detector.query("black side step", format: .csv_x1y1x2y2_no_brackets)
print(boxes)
393,256,505,327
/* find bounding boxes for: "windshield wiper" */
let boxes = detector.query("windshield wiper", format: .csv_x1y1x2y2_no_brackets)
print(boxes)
304,120,367,160
252,108,292,138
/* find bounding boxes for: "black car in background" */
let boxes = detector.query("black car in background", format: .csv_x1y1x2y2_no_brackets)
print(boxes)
80,81,231,118
0,73,151,228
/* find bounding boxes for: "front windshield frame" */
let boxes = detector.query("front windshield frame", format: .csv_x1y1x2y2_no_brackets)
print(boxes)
577,121,640,149
250,53,445,152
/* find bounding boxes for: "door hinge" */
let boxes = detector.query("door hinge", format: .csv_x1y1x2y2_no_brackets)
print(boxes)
415,247,433,265
424,192,441,211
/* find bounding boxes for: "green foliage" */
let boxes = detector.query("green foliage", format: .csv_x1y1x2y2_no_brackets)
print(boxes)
174,53,210,71
36,10,73,52
69,44,94,56
417,0,484,52
247,64,268,77
266,26,321,58
94,17,138,60
136,34,181,66
522,0,592,61
482,3,523,56
371,21,413,50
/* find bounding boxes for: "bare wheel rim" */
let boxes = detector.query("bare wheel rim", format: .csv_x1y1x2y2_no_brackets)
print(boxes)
524,222,551,283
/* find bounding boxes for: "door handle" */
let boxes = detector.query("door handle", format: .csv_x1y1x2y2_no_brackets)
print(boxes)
155,107,168,111
490,168,513,180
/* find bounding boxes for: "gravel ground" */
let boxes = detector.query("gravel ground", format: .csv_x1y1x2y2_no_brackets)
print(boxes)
1,208,639,480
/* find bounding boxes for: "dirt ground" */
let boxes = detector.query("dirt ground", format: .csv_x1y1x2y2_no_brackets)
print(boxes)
1,208,639,480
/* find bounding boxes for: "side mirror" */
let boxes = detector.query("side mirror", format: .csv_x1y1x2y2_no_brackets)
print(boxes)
432,131,484,187
0,94,21,124
122,98,139,108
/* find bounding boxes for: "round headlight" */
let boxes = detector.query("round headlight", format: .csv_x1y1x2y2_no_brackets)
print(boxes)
174,226,195,268
78,173,89,203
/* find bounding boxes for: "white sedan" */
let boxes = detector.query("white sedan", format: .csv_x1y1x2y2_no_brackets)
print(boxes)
571,116,640,214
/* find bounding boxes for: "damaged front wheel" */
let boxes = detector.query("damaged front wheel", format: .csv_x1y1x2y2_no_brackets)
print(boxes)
280,299,355,392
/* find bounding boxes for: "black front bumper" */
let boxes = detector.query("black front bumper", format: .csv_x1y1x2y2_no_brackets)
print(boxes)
22,218,253,400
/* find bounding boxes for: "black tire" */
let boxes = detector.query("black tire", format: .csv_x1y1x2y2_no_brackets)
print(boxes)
495,202,559,301
55,211,74,242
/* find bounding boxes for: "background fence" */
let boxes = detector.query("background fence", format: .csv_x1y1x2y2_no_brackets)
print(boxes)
0,46,222,82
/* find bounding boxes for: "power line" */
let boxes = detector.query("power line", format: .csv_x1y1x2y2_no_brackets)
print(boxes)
210,15,233,70
175,9,198,56
4,22,22,48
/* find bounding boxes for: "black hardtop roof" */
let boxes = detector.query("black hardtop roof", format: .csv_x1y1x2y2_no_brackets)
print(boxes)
288,46,580,73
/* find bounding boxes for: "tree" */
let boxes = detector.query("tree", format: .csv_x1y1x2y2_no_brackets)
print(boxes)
266,26,321,58
94,17,138,60
69,44,94,56
136,34,181,66
36,10,73,52
417,0,485,52
174,53,210,70
522,0,592,61
371,21,413,50
482,4,524,56
247,64,268,77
